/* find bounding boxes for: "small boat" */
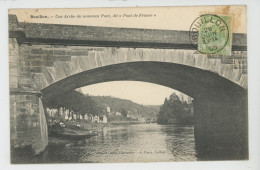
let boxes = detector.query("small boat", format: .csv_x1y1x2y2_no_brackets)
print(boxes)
49,129,97,140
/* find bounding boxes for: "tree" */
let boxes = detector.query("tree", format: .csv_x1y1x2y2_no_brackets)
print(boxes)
157,92,194,125
44,90,103,117
121,108,127,117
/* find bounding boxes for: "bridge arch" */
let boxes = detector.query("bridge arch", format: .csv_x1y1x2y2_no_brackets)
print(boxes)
41,61,245,103
41,61,247,160
9,14,247,160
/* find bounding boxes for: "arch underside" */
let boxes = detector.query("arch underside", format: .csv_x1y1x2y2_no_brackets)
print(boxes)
41,61,246,103
8,14,248,160
41,61,248,160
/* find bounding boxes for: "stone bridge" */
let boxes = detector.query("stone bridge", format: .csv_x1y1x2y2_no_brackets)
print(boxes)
9,15,247,160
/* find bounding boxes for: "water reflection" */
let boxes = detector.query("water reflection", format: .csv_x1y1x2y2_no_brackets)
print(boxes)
39,124,198,163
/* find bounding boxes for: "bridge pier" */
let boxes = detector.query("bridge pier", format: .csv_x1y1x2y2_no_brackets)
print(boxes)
8,14,248,161
10,91,48,157
193,91,248,160
9,36,48,159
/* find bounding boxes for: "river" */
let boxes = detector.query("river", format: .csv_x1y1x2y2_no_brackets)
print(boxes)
37,124,198,163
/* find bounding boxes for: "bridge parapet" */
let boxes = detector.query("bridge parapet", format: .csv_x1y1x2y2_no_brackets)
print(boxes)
9,14,247,92
13,44,247,92
8,14,248,157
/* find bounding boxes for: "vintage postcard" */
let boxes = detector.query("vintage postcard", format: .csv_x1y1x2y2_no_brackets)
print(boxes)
9,6,247,164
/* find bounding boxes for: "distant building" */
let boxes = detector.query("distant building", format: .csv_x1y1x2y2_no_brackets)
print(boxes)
64,110,69,120
84,114,88,121
115,112,121,116
127,114,135,119
46,108,58,117
99,115,108,123
76,114,80,120
103,115,107,123
106,106,111,113
59,108,63,117
93,116,99,123
88,114,93,122
73,114,77,120
138,117,146,122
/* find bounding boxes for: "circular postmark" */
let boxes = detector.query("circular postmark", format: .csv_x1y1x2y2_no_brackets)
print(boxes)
189,14,230,54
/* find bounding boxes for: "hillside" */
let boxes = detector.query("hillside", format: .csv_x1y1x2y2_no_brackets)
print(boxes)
90,95,159,119
144,105,160,113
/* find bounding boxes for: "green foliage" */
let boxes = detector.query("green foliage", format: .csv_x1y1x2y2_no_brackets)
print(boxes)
91,96,158,119
121,108,127,117
44,90,102,116
157,92,194,125
44,91,159,120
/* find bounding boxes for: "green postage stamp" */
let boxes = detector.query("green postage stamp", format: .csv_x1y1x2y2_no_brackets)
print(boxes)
190,14,232,55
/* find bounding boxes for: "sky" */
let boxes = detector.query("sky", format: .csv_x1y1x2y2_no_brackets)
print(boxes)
78,81,189,105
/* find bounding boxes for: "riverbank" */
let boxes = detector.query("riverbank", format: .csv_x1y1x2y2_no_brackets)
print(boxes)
62,120,149,131
110,120,147,125
63,121,112,132
47,120,151,147
47,120,148,145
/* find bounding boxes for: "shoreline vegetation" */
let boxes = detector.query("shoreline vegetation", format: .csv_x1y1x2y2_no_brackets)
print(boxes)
11,90,194,163
44,90,194,144
47,119,149,143
43,89,159,143
157,92,194,125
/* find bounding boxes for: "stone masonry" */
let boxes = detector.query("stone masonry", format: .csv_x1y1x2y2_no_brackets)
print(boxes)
9,14,247,156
